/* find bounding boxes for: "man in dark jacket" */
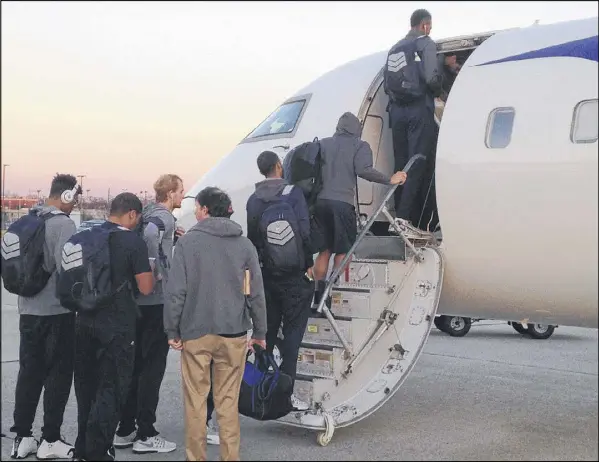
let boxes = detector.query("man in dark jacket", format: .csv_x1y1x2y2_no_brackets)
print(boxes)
312,112,407,301
246,150,315,411
384,9,442,236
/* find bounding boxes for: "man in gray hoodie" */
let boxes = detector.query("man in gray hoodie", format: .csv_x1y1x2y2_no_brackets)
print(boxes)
313,112,407,302
8,174,81,460
164,187,267,462
114,174,184,454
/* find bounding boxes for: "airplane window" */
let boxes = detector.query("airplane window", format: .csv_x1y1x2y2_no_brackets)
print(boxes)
485,108,515,149
245,100,306,140
571,99,598,144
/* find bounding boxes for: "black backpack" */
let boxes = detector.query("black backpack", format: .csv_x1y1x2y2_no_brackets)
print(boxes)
1,210,65,297
238,346,294,421
258,185,304,275
56,225,128,313
283,138,324,208
384,35,428,104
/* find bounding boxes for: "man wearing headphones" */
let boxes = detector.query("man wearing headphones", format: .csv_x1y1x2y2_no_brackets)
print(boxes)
8,174,81,460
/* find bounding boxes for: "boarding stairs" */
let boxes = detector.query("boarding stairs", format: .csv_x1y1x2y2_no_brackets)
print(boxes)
276,155,445,446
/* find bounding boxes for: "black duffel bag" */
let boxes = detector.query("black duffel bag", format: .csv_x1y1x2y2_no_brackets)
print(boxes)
238,346,294,421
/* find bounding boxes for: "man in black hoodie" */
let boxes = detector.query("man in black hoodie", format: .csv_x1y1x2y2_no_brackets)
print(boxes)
246,150,315,411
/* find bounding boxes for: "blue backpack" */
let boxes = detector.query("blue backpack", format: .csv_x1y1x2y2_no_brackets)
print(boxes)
258,185,304,274
1,210,65,297
56,225,129,313
238,346,294,421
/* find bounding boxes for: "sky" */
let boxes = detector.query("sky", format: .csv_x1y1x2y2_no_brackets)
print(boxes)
2,1,597,197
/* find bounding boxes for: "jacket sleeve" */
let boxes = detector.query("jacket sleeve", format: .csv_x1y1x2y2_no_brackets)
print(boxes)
143,222,161,261
246,197,261,253
246,244,267,340
419,37,443,97
164,241,187,340
354,141,392,184
289,187,314,268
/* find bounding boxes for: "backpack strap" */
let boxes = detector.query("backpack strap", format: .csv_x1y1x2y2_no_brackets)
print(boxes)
39,210,66,221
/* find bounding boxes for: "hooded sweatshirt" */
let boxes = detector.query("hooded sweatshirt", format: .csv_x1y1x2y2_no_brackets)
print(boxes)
17,205,76,316
136,202,176,306
318,112,392,205
246,178,314,272
164,217,267,342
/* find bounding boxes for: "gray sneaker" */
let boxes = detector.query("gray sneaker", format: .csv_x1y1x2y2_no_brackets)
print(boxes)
207,421,220,445
132,435,176,454
113,431,136,449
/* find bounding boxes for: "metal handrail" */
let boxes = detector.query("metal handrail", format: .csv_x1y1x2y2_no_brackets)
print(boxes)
314,154,427,355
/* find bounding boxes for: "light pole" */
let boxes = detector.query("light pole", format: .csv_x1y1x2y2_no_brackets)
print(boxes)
77,175,86,216
2,164,9,228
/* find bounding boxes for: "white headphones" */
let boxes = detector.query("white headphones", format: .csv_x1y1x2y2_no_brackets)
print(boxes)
61,183,80,204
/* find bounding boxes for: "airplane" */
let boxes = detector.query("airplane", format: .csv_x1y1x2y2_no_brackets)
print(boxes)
174,17,598,446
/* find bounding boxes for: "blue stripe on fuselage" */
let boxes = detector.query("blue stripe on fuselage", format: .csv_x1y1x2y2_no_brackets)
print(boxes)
477,35,598,66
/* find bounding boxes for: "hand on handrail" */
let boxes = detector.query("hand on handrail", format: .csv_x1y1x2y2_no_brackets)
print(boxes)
390,171,407,185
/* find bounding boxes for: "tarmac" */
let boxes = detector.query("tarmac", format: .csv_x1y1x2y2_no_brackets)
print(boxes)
1,286,598,461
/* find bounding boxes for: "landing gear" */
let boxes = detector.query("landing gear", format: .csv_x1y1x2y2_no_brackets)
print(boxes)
527,323,556,340
434,316,446,332
316,413,335,447
510,322,528,334
437,315,472,337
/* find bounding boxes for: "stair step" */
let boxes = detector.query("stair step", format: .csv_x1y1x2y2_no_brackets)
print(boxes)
300,342,335,351
297,346,345,379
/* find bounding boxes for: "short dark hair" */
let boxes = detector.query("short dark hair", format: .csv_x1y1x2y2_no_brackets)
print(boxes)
410,9,431,27
196,187,233,218
49,173,81,198
256,151,280,177
109,192,143,216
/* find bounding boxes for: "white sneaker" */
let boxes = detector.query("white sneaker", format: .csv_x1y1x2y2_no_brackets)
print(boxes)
132,435,176,454
388,218,432,240
291,394,310,411
36,438,75,459
113,431,136,449
11,436,38,459
206,421,220,445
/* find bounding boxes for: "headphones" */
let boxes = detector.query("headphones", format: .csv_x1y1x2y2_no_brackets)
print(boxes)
61,183,80,204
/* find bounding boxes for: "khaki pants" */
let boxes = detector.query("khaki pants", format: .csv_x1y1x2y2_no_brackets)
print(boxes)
181,335,247,461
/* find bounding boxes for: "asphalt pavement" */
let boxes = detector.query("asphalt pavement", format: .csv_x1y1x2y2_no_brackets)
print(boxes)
1,287,597,460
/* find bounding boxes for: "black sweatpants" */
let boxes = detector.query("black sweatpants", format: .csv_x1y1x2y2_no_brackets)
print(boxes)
390,101,437,223
116,304,170,439
264,272,314,383
74,319,136,461
10,313,75,442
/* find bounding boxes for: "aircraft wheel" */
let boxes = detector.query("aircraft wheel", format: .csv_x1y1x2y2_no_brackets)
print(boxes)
316,413,335,447
526,323,555,340
434,316,447,332
511,322,528,335
317,432,331,447
443,316,472,337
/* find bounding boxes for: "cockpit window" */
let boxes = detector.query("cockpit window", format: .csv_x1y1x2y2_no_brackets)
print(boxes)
244,100,306,140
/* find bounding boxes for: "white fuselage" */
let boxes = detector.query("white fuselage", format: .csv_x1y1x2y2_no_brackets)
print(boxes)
177,17,598,329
